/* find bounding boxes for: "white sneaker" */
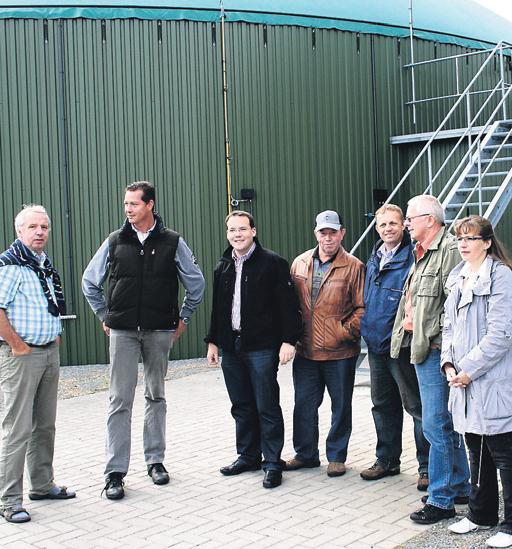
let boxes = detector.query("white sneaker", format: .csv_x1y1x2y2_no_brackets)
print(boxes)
486,532,512,548
449,517,492,534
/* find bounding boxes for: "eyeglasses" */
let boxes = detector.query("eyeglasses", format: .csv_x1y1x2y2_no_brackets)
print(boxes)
456,236,484,243
227,227,252,234
404,213,431,223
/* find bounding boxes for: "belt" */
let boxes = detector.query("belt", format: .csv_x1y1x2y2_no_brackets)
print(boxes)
0,341,54,349
28,341,55,348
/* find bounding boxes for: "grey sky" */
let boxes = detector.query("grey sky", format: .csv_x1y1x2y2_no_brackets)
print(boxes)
473,0,512,23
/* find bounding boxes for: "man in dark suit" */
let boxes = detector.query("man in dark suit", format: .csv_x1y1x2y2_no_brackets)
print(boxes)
206,210,302,489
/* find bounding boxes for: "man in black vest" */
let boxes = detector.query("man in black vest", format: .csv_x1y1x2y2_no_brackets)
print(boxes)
206,211,302,489
82,181,205,500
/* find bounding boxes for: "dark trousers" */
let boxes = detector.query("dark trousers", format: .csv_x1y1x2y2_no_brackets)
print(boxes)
466,431,512,534
221,339,284,471
368,348,429,473
292,354,357,464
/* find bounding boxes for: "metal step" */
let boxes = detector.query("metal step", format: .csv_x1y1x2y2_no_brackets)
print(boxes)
446,201,492,208
480,157,512,163
455,186,500,193
466,171,510,177
484,171,512,226
483,144,512,150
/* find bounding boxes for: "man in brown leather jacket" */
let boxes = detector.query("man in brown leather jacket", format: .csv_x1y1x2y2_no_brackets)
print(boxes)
285,210,365,477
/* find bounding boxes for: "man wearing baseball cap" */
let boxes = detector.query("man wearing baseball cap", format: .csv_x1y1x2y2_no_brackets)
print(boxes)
285,210,365,477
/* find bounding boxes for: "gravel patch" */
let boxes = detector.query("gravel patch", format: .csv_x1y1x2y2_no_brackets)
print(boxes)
56,357,218,400
398,506,505,549
0,358,218,410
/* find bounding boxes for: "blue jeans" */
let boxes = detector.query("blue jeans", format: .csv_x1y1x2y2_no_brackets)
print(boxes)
368,348,429,473
221,341,284,471
292,354,357,464
414,349,470,509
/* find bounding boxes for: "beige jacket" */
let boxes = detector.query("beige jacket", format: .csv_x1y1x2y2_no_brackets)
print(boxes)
390,227,460,365
291,247,365,361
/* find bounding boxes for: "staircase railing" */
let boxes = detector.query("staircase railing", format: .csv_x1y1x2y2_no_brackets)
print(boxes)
436,88,512,202
442,122,512,229
350,40,512,255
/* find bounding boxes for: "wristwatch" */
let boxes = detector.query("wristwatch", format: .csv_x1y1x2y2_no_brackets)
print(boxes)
180,316,191,325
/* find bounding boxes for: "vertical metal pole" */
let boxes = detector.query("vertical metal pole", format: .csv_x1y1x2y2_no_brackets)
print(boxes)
58,20,76,313
220,2,233,214
455,57,460,95
499,43,507,120
427,146,433,194
409,0,417,125
477,139,482,215
466,93,472,152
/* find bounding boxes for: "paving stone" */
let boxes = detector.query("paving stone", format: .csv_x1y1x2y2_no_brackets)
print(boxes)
0,366,446,548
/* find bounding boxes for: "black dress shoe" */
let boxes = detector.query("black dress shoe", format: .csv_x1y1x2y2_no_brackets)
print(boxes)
262,470,282,489
148,463,170,485
220,459,261,476
421,494,469,505
103,473,125,500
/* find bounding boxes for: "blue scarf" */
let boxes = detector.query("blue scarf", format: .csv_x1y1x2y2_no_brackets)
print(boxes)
0,239,66,317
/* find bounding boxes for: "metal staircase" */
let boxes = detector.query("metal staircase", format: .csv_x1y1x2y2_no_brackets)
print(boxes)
441,119,512,227
351,40,512,256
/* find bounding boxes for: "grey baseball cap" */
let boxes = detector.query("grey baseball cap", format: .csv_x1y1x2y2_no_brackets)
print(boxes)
315,210,342,231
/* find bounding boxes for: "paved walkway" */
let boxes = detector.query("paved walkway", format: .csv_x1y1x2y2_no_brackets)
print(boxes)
0,366,445,548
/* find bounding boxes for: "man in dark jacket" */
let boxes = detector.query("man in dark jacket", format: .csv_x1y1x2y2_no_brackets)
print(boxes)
360,204,429,490
82,181,205,500
206,210,302,489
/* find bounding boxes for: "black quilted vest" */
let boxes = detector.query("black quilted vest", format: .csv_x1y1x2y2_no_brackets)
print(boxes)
105,215,180,330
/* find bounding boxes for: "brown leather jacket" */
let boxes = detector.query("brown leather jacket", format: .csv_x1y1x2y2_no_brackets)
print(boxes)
291,247,365,361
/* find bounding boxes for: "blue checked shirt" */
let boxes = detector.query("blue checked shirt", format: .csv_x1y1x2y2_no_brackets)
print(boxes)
0,265,62,345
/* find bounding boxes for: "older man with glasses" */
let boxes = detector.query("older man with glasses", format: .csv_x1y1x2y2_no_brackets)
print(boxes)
390,195,470,525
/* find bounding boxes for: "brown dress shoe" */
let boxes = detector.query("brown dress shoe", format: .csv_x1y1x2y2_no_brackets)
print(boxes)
417,472,429,491
360,462,400,480
327,462,346,477
284,457,320,471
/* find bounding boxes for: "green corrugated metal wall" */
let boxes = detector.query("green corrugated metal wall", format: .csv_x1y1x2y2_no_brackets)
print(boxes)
1,18,226,364
1,18,511,364
226,25,376,258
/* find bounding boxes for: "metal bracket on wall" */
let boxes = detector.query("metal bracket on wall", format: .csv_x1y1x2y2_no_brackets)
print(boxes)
230,188,255,208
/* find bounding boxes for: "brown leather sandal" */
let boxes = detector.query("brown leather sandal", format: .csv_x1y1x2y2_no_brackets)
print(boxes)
0,506,31,523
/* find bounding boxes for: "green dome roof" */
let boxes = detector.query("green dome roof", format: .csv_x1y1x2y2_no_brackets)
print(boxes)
0,0,510,49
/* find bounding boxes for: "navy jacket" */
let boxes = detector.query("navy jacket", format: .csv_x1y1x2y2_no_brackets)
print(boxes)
360,232,414,355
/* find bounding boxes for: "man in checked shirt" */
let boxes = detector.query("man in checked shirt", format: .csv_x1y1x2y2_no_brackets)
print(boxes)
0,205,75,524
206,210,302,489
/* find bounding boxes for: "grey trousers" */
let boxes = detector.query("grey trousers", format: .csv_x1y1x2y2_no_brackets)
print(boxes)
105,329,173,477
0,342,59,508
